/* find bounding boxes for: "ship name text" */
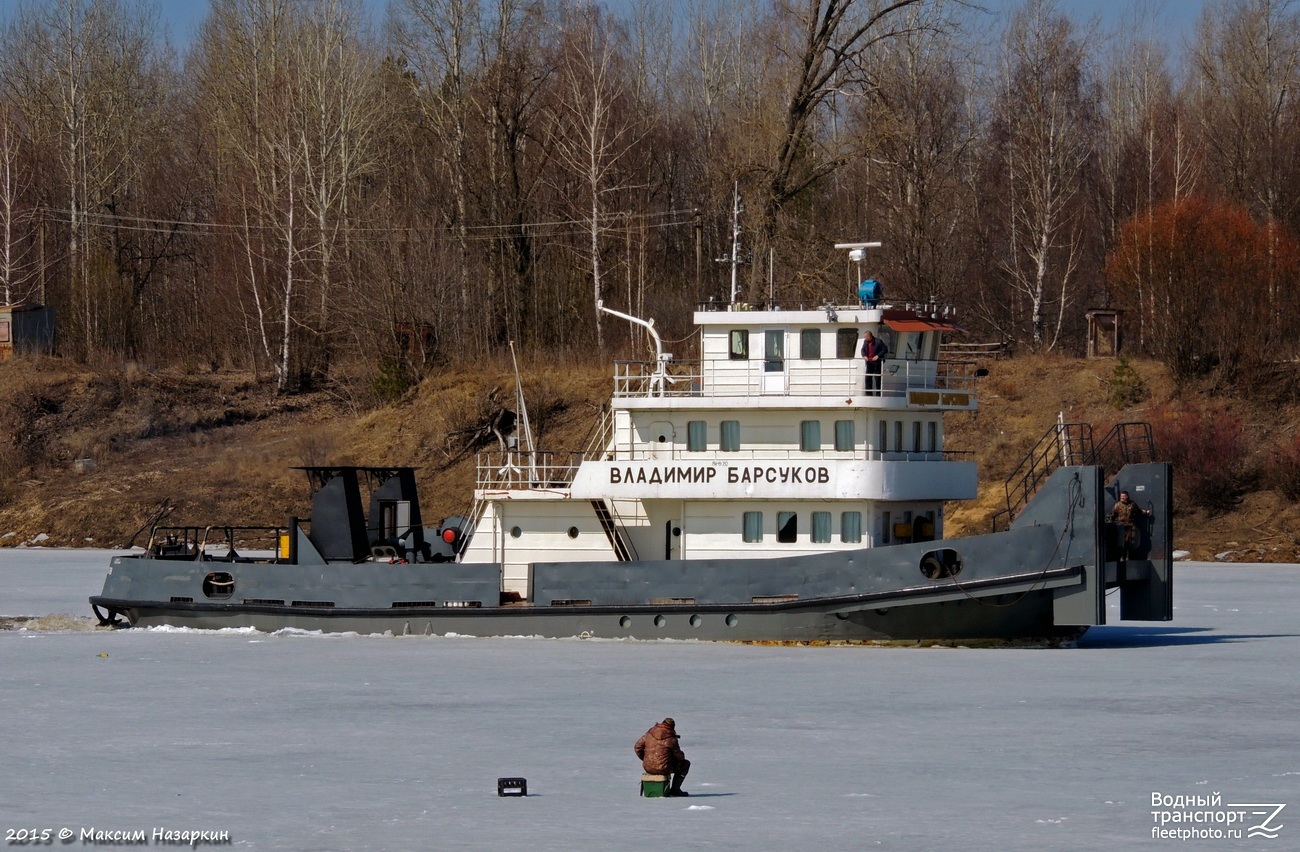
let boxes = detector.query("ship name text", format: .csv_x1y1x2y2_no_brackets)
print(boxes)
609,465,830,485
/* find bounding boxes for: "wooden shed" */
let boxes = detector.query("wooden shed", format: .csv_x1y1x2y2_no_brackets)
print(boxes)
0,303,55,359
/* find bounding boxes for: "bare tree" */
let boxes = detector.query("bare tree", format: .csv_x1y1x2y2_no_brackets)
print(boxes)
855,3,977,304
1,0,168,358
0,102,37,305
741,0,928,300
1190,0,1300,313
986,0,1097,350
549,5,644,350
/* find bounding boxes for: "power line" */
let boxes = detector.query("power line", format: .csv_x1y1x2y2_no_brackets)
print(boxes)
29,205,699,243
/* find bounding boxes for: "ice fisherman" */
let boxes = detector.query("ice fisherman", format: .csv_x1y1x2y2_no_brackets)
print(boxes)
635,717,691,797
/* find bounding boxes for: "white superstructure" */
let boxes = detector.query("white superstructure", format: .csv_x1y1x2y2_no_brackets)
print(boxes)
460,294,982,599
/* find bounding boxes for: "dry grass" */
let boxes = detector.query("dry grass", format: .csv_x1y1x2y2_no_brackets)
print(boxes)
3,350,1300,562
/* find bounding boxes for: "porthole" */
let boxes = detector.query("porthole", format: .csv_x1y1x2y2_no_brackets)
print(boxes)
510,526,522,538
619,615,632,629
567,526,579,539
725,613,738,627
653,614,667,628
202,572,235,599
672,526,682,538
689,614,702,628
919,548,963,580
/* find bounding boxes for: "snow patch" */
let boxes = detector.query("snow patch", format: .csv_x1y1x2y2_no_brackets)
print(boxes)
1172,550,1190,560
685,805,715,811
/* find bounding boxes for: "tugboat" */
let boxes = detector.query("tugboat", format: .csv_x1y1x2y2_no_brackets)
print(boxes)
91,244,1173,641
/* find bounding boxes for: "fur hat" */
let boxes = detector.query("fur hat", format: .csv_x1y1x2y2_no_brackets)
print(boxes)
662,717,675,728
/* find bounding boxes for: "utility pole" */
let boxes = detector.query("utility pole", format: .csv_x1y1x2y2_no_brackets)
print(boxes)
729,181,741,304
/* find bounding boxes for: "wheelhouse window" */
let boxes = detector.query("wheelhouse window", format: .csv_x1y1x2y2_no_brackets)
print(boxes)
836,328,859,359
729,329,749,360
878,420,888,455
743,511,763,542
800,420,821,452
882,510,892,544
913,421,922,453
927,421,938,453
687,420,707,452
835,420,855,452
841,511,862,543
800,329,821,359
777,511,797,543
811,511,831,543
894,421,904,453
720,420,741,452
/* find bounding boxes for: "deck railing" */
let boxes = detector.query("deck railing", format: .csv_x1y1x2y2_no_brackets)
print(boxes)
611,357,982,399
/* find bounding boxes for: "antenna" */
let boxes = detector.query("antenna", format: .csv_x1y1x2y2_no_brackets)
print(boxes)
508,341,536,481
834,241,881,284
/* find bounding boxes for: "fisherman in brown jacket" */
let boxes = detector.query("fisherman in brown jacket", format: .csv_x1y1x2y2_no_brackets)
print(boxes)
635,717,691,797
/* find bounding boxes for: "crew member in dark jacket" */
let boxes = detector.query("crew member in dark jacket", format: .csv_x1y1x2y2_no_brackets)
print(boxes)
1109,490,1150,562
861,331,888,395
635,717,690,796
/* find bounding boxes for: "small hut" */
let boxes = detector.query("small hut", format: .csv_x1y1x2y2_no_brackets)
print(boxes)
1085,308,1121,358
0,303,55,359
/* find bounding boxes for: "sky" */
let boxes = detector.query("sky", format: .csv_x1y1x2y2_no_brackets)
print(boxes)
0,0,1213,58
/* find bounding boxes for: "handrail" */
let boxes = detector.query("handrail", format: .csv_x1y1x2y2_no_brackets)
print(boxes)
1086,422,1156,475
992,422,1094,531
991,420,1159,531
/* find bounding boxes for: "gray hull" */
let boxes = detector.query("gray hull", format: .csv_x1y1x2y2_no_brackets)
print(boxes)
91,462,1174,642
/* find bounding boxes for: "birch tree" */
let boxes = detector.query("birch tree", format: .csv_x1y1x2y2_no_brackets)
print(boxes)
549,5,644,350
0,103,37,306
988,0,1097,350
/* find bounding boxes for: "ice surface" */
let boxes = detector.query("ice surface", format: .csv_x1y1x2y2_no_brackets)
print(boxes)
2,549,1297,850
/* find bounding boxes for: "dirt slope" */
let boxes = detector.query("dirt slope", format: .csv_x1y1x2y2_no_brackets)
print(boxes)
1,353,1296,561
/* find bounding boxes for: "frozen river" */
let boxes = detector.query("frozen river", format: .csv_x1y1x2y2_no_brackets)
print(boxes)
2,549,1297,850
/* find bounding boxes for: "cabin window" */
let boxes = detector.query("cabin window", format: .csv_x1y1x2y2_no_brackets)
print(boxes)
777,511,797,543
811,511,831,543
894,421,904,454
927,421,938,453
800,329,821,359
836,328,859,359
687,420,707,452
800,420,821,452
720,420,741,452
912,421,922,454
729,329,749,359
834,420,855,452
878,419,888,456
841,511,862,543
881,510,892,544
743,511,763,542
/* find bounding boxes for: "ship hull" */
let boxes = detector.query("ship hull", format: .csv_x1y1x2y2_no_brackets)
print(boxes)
91,584,1083,643
90,461,1174,642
